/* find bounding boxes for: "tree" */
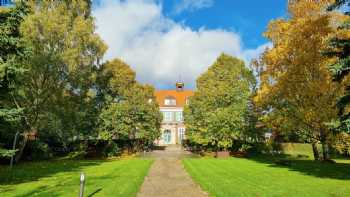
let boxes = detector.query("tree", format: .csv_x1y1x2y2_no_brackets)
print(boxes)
327,0,350,12
98,59,162,152
184,54,255,151
7,0,106,161
96,58,137,106
0,2,30,157
254,0,341,160
325,1,350,128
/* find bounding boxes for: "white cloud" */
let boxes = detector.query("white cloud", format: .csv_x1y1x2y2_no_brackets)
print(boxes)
241,42,272,63
173,0,214,14
93,0,268,89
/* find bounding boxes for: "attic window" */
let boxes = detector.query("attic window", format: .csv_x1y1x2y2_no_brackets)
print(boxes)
164,96,176,106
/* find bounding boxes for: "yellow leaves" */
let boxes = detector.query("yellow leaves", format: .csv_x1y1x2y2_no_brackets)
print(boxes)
331,13,350,41
264,19,290,42
254,83,272,106
101,58,137,97
21,1,107,74
288,0,334,18
255,0,341,134
0,7,10,14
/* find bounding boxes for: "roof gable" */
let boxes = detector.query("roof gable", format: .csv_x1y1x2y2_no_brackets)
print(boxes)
155,90,193,107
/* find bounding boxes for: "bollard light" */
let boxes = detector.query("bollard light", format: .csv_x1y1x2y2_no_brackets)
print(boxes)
79,172,85,197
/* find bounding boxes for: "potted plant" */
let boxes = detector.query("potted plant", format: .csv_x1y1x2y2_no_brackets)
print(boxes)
216,150,230,158
215,141,231,158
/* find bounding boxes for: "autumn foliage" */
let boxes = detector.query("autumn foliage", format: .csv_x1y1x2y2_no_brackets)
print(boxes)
254,0,345,160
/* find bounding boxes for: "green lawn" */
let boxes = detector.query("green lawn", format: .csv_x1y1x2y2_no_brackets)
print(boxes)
183,157,350,197
0,158,153,197
280,143,322,159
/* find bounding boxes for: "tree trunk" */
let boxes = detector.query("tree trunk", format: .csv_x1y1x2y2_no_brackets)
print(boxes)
14,133,28,163
311,142,320,161
322,143,330,160
320,129,330,160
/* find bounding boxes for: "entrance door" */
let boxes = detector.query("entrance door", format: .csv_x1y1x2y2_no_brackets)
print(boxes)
163,130,171,144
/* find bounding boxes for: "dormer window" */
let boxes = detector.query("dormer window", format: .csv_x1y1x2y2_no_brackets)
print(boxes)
164,96,176,106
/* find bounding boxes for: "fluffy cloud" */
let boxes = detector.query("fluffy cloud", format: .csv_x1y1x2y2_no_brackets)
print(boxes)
173,0,214,14
93,0,268,89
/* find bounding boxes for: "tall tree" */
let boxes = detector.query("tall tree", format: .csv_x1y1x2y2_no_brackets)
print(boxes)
325,1,350,128
96,58,137,106
9,0,106,161
98,59,162,152
0,2,29,157
254,0,341,160
184,54,255,151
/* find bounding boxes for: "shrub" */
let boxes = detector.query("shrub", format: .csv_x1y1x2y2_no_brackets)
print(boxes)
334,132,350,157
239,143,253,152
103,141,121,157
66,141,88,159
0,148,17,158
26,141,53,160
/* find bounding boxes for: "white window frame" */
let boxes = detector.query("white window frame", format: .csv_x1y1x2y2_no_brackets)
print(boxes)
178,128,185,142
164,97,176,106
163,111,173,122
175,111,183,122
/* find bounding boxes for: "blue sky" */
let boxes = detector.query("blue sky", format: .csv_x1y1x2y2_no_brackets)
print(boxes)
93,0,288,89
161,0,287,49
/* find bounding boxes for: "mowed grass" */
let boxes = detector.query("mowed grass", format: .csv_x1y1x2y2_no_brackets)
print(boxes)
183,157,350,197
280,143,322,159
0,158,153,197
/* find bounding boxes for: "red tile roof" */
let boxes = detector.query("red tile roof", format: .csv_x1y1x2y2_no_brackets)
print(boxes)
155,90,194,107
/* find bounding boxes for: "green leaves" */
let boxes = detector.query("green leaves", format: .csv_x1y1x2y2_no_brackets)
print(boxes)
0,148,17,158
98,59,162,147
185,54,255,150
0,108,23,122
324,0,350,132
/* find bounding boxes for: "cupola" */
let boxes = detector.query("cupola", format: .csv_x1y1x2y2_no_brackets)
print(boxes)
176,82,184,91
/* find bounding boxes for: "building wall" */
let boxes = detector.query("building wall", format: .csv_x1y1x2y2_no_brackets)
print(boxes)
154,86,193,145
157,107,186,145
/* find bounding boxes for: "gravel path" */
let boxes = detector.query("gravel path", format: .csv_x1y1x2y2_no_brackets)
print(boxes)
137,145,208,197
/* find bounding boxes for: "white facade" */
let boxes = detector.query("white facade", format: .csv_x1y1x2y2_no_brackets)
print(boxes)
156,107,186,145
154,83,192,145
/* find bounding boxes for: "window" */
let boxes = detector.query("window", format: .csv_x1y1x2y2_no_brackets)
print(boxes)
178,128,185,143
164,96,176,106
175,111,183,122
163,111,173,122
163,130,171,144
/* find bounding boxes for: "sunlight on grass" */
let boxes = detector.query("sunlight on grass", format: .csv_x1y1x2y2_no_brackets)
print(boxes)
0,158,153,197
183,157,350,197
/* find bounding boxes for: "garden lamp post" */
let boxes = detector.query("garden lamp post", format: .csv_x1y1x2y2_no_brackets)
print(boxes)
79,172,85,197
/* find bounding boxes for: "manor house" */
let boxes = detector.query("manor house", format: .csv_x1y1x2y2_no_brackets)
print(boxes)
154,82,193,145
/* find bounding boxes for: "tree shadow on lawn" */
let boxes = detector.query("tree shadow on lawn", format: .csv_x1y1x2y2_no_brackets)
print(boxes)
248,154,350,180
0,159,106,185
